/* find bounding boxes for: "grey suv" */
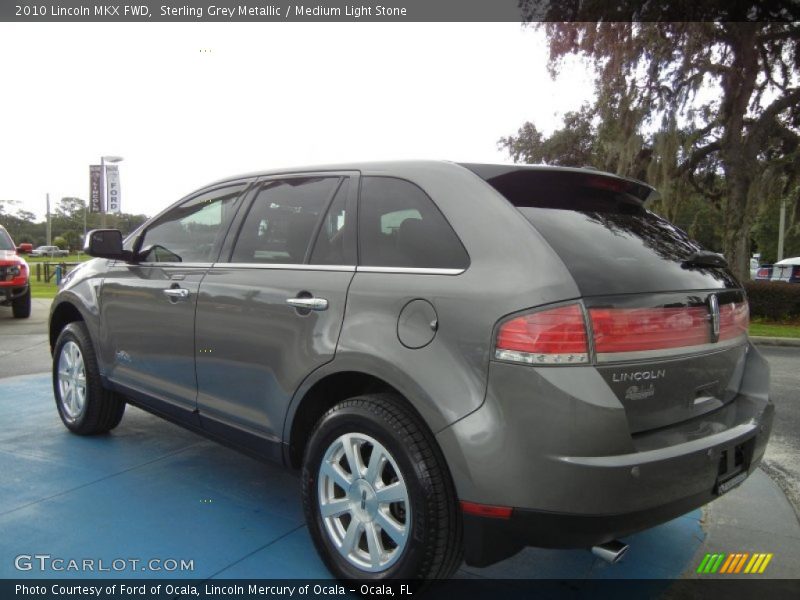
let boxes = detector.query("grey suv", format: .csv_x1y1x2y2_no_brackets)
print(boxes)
49,161,773,580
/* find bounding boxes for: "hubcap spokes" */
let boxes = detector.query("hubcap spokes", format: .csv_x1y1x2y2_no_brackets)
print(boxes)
318,433,410,572
58,341,87,420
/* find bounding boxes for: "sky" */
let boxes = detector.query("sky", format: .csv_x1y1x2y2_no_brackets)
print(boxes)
0,22,594,220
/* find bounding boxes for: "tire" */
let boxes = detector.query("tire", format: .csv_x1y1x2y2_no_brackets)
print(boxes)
53,321,126,435
302,393,463,581
12,288,31,319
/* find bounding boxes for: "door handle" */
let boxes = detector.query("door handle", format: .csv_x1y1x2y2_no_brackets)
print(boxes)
286,297,328,311
163,288,190,300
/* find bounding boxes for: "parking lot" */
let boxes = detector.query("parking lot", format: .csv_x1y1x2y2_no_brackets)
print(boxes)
1,299,799,585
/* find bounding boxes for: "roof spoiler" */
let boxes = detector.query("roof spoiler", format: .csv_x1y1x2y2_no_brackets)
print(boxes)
459,163,658,204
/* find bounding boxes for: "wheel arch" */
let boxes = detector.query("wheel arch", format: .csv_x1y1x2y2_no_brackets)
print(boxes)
284,366,443,470
49,298,89,354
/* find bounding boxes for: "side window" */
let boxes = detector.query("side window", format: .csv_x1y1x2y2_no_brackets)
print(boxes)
358,177,469,269
309,179,353,265
231,177,341,264
140,184,245,263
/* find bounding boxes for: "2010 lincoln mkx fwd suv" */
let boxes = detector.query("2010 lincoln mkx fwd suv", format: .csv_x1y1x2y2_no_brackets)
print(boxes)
49,161,773,580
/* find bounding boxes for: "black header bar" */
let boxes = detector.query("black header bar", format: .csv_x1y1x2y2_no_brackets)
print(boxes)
2,0,799,23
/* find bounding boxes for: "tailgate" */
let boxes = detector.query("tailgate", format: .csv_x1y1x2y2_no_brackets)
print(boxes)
586,290,749,433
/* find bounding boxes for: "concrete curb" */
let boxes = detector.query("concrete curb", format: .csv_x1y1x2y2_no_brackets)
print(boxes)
750,336,800,347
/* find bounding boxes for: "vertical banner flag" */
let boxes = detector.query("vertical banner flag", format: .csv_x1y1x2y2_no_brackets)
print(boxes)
89,165,103,213
106,164,122,214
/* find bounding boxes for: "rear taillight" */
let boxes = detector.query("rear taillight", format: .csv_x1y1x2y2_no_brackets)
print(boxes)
495,304,589,364
756,267,771,279
719,301,749,341
794,266,800,280
495,298,748,365
590,306,709,354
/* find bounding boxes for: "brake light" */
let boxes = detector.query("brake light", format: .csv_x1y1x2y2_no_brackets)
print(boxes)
495,298,748,366
719,301,749,341
794,266,800,279
590,306,709,354
495,304,588,364
584,175,629,194
756,267,771,279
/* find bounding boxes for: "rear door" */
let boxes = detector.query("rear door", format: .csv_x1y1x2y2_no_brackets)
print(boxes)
194,172,357,457
470,166,749,433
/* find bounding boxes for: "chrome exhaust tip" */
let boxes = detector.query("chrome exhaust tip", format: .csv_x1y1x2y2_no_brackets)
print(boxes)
591,540,629,564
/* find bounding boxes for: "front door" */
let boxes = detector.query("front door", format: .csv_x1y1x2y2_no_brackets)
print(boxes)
100,182,249,418
194,173,357,456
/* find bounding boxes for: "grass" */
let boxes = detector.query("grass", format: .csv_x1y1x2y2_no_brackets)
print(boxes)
749,319,800,339
25,254,92,299
29,277,59,299
24,253,92,263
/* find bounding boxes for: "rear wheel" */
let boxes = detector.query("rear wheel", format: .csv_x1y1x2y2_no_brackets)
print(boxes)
12,288,30,318
302,393,463,581
53,322,126,435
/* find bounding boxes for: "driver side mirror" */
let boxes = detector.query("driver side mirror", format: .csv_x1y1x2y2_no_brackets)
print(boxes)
84,229,129,260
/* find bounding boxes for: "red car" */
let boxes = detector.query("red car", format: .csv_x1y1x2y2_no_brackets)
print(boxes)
0,225,31,318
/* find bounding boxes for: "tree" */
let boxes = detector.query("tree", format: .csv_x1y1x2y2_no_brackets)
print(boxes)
499,105,598,168
516,4,800,280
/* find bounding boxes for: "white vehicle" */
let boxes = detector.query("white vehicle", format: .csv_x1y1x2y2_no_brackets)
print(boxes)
770,256,800,283
30,245,69,257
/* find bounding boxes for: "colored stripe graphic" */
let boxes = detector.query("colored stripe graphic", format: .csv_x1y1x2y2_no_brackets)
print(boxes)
698,552,773,574
719,554,736,573
758,554,773,573
696,554,712,573
734,553,749,573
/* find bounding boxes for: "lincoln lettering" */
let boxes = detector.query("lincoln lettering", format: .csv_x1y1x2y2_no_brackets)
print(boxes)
612,369,666,383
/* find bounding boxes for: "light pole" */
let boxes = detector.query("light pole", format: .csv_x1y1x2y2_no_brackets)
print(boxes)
100,155,123,228
777,199,786,262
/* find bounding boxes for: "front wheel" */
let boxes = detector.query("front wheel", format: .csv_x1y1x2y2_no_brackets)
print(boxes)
12,288,31,318
53,321,126,435
302,394,463,581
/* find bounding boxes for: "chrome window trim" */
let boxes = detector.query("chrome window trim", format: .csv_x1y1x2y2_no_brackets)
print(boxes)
129,262,214,268
356,266,466,275
595,334,748,363
214,263,356,272
205,263,465,275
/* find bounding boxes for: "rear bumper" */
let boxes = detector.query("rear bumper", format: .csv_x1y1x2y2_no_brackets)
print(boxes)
437,343,774,566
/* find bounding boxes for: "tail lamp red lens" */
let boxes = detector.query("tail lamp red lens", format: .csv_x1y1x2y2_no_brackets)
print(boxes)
495,299,749,365
718,301,749,341
495,304,589,364
589,306,709,354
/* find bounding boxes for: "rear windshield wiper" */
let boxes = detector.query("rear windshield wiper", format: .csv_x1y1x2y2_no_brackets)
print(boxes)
681,250,728,269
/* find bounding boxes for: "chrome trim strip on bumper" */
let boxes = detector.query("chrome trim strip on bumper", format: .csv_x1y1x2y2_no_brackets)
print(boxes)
595,334,748,363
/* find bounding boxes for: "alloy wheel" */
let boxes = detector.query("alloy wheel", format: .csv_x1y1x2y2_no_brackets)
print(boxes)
317,432,411,572
57,340,87,421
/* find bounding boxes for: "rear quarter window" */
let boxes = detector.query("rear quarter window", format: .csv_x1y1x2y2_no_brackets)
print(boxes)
358,177,469,270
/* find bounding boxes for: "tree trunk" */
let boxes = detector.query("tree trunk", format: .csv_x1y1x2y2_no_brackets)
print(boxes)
721,177,753,282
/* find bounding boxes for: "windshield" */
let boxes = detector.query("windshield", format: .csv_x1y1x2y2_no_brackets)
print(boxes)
0,229,15,251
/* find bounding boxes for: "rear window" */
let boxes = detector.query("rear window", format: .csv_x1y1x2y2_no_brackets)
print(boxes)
476,169,738,295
